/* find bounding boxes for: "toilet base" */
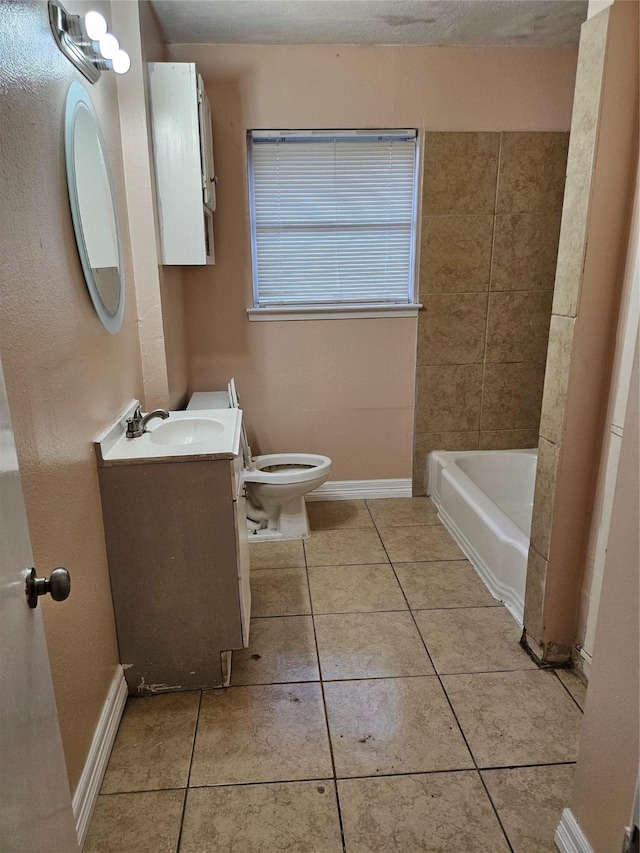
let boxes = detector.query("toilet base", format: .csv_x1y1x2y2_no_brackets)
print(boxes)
246,495,311,541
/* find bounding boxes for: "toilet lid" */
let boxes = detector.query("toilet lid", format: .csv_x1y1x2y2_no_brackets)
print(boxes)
228,378,253,469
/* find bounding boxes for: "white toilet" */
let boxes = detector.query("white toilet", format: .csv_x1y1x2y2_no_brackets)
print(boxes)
187,381,331,540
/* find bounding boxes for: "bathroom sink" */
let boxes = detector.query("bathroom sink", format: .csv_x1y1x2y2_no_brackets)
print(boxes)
148,417,224,446
97,406,242,462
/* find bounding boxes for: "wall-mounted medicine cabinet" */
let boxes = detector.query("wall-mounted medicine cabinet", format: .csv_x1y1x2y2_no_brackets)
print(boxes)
148,62,216,265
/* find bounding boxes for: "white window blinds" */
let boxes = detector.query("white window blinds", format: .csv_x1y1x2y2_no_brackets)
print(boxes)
248,130,418,309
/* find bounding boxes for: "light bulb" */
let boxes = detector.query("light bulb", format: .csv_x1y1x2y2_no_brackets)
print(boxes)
112,49,131,74
98,32,119,60
84,11,107,40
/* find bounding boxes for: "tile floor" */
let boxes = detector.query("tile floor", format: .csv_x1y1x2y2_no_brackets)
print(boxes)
85,498,586,852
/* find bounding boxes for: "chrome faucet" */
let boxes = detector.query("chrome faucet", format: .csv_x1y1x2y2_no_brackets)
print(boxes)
125,405,170,439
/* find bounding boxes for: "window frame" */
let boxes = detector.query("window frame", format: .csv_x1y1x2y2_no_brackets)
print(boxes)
246,128,423,321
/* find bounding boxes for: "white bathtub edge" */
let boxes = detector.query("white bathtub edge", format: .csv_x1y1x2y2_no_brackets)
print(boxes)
436,502,525,626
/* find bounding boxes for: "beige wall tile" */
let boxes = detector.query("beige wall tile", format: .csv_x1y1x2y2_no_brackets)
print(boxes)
497,132,569,213
413,430,480,493
420,215,493,293
481,363,546,430
479,429,540,450
530,437,560,560
491,213,562,291
415,364,483,432
552,169,592,318
539,315,576,444
566,9,609,174
418,293,488,366
523,546,548,641
485,291,553,364
423,132,500,214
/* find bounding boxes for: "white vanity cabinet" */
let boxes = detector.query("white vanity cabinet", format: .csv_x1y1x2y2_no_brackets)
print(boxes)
148,62,216,265
96,451,250,694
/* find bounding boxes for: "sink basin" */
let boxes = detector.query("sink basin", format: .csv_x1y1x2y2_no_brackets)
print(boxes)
148,417,225,446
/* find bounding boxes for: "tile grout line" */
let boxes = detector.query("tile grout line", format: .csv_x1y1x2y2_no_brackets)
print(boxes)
552,668,586,714
174,689,203,851
303,536,348,853
372,505,516,853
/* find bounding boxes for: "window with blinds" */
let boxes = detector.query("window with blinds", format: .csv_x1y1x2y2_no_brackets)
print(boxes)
247,129,419,313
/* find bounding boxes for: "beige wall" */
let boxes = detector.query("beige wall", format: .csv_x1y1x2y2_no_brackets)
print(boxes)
570,335,639,852
167,43,577,480
0,1,144,791
138,0,190,409
414,131,567,492
523,2,639,660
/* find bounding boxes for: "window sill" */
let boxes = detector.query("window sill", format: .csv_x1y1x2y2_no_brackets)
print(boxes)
247,304,422,321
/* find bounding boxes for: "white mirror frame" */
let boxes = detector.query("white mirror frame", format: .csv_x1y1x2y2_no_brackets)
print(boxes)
64,80,124,335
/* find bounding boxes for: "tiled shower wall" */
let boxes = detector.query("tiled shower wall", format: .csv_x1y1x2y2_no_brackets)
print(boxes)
413,132,569,493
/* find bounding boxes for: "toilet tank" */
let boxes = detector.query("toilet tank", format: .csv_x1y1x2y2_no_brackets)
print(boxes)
187,391,229,410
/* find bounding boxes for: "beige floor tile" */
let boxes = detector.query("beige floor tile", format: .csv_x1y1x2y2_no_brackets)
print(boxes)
250,567,311,616
190,683,332,786
414,607,536,674
338,772,510,853
394,560,500,609
248,539,305,569
482,764,576,853
367,497,440,527
378,525,465,562
442,670,583,768
315,612,434,680
232,616,319,685
324,677,473,777
308,563,407,613
84,790,184,853
101,692,199,794
180,781,343,852
554,668,587,711
304,528,388,567
307,500,374,530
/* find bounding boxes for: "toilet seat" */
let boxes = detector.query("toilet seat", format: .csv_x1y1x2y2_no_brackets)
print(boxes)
243,453,332,485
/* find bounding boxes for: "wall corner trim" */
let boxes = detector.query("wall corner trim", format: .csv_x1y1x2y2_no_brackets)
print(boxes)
555,808,595,853
72,666,128,847
306,478,413,501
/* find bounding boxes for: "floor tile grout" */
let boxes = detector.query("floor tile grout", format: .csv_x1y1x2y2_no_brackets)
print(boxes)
174,689,203,850
302,538,348,853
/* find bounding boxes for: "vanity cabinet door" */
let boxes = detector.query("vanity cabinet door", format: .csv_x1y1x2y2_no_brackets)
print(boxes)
234,490,251,647
98,458,243,693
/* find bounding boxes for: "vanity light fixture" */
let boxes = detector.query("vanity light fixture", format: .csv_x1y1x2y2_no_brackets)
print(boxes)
48,0,130,84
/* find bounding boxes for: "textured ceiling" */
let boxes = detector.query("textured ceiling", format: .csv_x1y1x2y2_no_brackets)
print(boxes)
149,0,588,47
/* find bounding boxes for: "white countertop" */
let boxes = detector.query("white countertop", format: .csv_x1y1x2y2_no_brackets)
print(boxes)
97,407,242,463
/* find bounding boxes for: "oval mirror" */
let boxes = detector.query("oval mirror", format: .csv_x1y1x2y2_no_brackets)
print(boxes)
64,80,124,334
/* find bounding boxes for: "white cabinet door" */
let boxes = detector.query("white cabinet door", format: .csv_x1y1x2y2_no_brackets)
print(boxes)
0,356,78,851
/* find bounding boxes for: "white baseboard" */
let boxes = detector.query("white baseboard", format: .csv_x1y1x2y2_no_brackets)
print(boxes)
555,808,595,853
306,478,413,501
73,665,128,847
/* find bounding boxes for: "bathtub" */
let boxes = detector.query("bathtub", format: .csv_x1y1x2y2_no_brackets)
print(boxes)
427,449,538,626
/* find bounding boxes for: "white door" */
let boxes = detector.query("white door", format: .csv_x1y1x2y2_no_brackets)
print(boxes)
0,354,79,851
